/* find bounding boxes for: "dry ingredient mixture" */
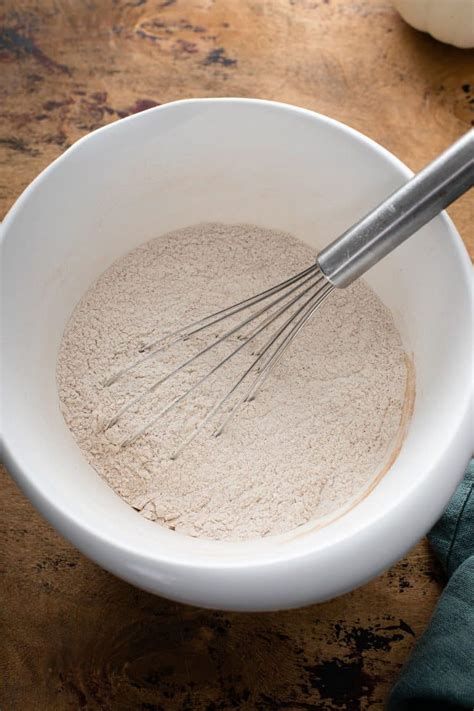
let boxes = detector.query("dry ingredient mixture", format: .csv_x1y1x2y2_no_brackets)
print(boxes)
57,223,409,540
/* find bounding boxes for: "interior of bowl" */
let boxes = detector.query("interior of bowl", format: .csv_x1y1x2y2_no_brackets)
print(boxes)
2,99,472,570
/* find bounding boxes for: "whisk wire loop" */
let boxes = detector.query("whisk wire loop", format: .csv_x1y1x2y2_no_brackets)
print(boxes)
105,264,332,454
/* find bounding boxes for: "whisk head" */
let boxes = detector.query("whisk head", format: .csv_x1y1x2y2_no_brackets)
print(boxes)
103,262,333,457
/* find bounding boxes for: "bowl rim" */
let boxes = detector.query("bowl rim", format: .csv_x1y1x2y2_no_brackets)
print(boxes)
1,98,473,594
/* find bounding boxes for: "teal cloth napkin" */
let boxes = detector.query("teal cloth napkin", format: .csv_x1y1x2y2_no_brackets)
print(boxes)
388,458,474,710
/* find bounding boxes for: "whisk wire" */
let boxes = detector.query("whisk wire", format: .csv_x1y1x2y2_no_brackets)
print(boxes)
106,267,323,429
105,264,319,386
141,263,319,351
170,280,333,459
213,281,334,438
120,271,328,447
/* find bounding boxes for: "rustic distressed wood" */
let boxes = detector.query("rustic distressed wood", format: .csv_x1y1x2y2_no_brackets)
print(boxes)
0,1,472,709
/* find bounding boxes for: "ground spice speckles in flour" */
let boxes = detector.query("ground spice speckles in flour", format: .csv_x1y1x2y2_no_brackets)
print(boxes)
57,223,409,540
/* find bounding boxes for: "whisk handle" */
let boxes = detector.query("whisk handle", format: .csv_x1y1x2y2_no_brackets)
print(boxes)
317,129,474,288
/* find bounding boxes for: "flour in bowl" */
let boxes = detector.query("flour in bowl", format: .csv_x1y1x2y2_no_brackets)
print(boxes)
57,223,411,540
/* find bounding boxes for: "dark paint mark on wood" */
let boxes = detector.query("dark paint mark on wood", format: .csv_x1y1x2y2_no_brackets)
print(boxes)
398,576,411,591
305,657,377,707
44,132,67,146
203,47,237,67
136,18,207,43
342,625,404,653
91,91,108,103
117,98,160,118
379,620,415,639
35,554,78,570
398,619,415,637
3,9,40,35
136,29,158,42
0,27,71,75
0,136,39,155
43,98,73,111
301,619,412,706
26,72,43,93
175,39,198,54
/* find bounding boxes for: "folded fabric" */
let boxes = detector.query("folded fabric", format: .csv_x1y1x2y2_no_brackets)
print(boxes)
388,458,474,710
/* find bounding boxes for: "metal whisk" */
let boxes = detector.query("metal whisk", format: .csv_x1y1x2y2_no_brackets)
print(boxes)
104,130,473,455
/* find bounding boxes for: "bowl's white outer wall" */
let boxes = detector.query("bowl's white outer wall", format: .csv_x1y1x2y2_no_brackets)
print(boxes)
1,99,473,611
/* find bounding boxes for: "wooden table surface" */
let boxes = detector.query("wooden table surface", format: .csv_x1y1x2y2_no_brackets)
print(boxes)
1,1,472,709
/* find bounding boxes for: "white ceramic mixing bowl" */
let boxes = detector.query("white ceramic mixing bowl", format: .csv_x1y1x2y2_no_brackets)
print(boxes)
1,99,473,611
